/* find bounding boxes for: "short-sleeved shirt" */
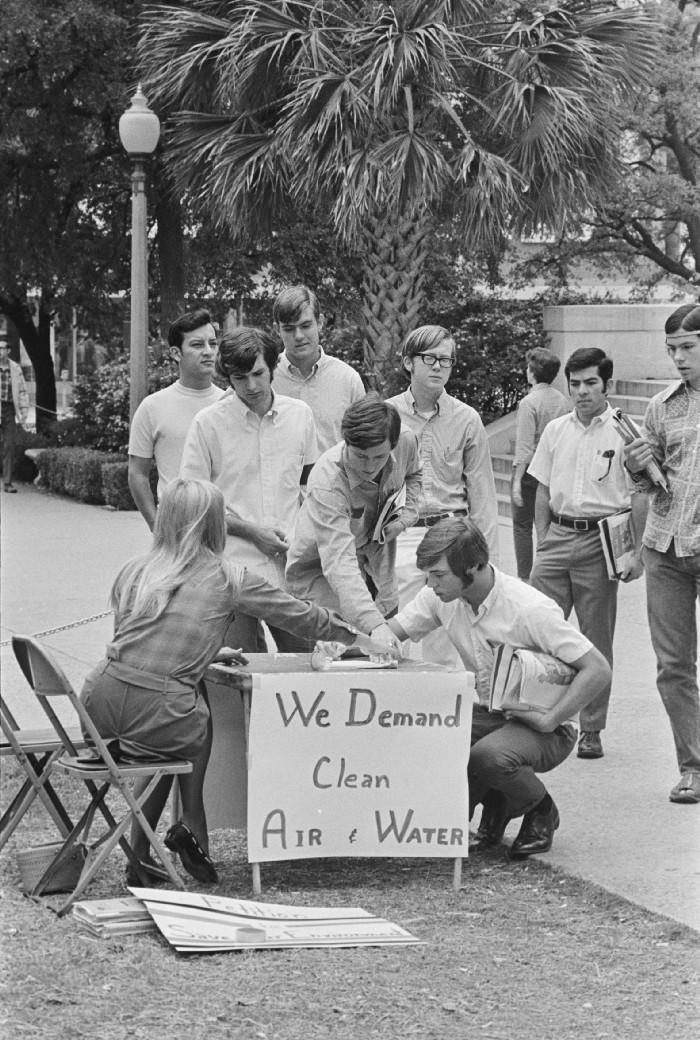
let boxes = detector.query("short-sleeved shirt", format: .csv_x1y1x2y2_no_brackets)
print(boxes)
395,566,593,709
272,349,365,453
513,383,571,465
528,405,634,516
128,380,224,500
633,381,700,556
285,433,422,632
386,388,500,560
180,390,318,582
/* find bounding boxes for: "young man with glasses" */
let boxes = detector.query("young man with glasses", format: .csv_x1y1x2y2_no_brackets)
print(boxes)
387,325,499,665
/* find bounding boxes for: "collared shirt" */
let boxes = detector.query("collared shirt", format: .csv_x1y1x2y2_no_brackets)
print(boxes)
285,432,422,632
395,567,593,709
0,358,29,421
272,349,365,453
108,562,356,688
180,390,318,582
528,405,634,517
513,383,571,465
634,381,700,556
0,364,11,403
386,388,499,559
128,380,225,500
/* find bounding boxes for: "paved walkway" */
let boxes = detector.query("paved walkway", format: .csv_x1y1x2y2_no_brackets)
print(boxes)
1,486,698,931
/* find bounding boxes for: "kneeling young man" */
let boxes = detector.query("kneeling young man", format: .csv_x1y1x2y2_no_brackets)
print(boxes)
387,518,611,857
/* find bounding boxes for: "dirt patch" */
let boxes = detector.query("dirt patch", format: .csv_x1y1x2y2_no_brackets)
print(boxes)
1,765,698,1040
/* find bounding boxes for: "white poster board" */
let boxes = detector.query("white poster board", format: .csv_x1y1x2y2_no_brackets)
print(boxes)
247,669,472,863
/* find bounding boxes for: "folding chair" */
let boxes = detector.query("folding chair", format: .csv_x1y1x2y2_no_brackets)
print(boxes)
12,636,193,916
0,700,86,851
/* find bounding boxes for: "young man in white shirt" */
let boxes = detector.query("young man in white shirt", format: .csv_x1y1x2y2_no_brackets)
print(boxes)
180,326,318,651
271,284,365,452
387,517,610,857
128,308,224,528
528,347,647,760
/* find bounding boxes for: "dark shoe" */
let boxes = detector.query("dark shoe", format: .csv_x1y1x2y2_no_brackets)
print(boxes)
469,792,512,851
3,483,17,493
509,799,560,858
125,859,171,886
669,772,700,804
164,821,218,884
577,730,603,759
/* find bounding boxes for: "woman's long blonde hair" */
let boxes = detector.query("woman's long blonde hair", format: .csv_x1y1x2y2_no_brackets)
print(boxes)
111,478,232,623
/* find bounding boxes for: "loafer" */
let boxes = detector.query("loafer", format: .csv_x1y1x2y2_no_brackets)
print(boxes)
3,483,17,493
125,859,171,886
510,799,560,858
165,821,218,884
669,772,700,804
469,791,512,851
577,730,604,759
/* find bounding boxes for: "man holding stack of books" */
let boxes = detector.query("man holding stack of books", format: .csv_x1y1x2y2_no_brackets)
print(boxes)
527,347,648,762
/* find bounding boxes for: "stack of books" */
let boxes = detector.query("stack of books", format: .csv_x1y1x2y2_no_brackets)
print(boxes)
72,896,156,938
490,645,576,713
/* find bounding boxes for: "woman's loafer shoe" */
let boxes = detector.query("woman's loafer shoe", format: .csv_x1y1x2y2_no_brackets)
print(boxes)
165,822,218,884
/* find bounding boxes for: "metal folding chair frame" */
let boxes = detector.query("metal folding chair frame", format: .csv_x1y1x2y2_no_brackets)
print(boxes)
11,636,192,916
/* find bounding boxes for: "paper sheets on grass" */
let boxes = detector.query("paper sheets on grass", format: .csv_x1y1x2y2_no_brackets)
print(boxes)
128,888,422,953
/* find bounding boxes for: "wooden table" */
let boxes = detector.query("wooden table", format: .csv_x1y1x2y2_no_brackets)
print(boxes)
205,654,472,894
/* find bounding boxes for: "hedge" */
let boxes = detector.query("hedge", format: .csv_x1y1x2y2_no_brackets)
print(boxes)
35,447,159,510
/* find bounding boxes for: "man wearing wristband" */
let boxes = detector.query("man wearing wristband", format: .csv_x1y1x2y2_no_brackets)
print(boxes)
528,347,647,760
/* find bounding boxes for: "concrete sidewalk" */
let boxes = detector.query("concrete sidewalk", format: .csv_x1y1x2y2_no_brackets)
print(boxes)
1,485,698,931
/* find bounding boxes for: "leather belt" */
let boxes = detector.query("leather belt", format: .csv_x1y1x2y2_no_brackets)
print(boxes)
550,513,607,533
414,509,468,529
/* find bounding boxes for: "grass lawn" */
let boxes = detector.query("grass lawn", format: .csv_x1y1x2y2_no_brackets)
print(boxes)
1,763,698,1040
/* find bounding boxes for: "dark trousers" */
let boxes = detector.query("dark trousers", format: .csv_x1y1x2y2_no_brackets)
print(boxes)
511,472,538,580
469,704,576,819
1,402,17,485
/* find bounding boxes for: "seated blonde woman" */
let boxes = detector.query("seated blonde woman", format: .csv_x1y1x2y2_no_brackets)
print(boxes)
80,478,391,885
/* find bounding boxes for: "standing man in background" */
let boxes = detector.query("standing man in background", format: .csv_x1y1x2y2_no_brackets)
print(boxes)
511,348,570,581
271,284,365,452
528,347,647,761
128,308,223,528
0,337,29,493
387,325,499,665
181,326,319,652
623,303,700,805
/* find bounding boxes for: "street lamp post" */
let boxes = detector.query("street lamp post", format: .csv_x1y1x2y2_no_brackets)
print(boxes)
119,85,160,421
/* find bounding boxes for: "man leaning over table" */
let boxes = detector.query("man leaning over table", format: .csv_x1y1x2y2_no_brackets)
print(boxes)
285,395,421,651
386,517,610,858
271,284,365,452
387,325,499,667
180,326,318,652
528,347,648,762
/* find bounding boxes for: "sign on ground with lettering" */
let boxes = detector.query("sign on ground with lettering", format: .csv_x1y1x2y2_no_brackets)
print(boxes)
247,670,472,862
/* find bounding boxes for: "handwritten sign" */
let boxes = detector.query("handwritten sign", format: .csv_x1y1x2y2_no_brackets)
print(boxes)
247,670,472,862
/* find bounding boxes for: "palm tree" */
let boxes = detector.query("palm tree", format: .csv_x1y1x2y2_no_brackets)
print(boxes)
138,0,659,390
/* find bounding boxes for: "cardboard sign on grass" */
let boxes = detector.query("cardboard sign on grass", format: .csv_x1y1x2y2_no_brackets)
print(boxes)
246,670,472,862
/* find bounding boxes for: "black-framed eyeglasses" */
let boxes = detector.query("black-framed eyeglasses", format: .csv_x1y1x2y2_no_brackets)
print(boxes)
416,354,454,369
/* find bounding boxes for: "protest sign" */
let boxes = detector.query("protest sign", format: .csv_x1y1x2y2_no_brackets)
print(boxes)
246,669,472,863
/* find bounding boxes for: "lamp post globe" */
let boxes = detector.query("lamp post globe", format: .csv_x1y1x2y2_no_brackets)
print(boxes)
119,86,160,420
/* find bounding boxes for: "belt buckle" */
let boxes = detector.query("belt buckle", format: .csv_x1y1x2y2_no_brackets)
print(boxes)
574,518,589,532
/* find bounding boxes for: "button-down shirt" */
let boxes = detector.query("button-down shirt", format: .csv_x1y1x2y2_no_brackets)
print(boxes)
386,389,499,559
528,405,634,517
395,567,593,709
513,383,571,465
285,432,422,632
632,381,700,556
272,349,365,453
180,390,318,584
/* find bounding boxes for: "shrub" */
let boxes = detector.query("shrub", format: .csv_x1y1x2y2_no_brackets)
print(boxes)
101,461,136,510
12,428,51,483
37,447,126,504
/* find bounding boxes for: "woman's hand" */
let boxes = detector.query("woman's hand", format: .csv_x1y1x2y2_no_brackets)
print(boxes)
213,646,249,667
